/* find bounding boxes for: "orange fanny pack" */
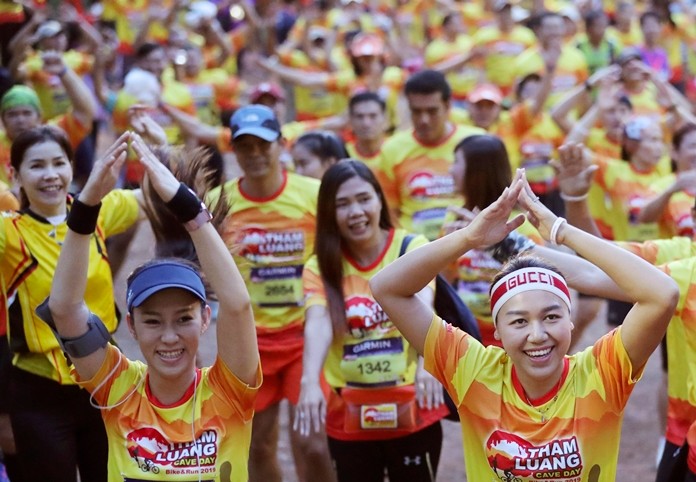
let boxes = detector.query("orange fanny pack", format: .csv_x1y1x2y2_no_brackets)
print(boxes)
341,385,418,433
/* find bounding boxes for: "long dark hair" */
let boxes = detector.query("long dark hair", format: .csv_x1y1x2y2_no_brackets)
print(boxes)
142,145,228,263
10,126,73,209
454,134,512,210
316,159,392,332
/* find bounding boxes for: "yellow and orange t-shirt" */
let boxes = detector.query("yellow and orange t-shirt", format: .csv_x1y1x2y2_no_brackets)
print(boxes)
424,34,479,101
648,174,695,238
591,154,667,241
303,228,447,440
379,123,484,240
3,191,139,383
655,257,696,456
76,344,261,482
472,25,536,94
22,50,94,121
101,0,172,54
212,171,318,339
514,45,589,107
425,315,642,481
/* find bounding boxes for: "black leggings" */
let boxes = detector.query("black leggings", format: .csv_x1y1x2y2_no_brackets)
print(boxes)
328,421,442,482
9,366,108,482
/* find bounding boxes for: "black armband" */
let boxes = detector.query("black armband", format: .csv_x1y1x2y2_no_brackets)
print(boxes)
35,298,111,360
487,231,536,264
67,199,102,235
165,183,204,224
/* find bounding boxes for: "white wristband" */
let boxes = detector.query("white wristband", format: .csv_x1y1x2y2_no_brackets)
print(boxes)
559,192,589,202
549,217,567,245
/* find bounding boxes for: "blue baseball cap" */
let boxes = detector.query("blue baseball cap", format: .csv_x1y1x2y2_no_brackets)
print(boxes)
126,262,206,313
229,104,281,142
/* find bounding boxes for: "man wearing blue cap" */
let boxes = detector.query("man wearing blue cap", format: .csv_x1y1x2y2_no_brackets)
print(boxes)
209,104,335,482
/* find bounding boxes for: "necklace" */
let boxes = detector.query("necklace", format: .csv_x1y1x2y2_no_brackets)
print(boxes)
524,393,559,423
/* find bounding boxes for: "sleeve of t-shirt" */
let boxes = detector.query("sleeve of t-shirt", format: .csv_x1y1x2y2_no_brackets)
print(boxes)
303,255,328,309
74,344,142,405
575,327,644,411
99,189,140,238
207,357,261,423
423,313,487,405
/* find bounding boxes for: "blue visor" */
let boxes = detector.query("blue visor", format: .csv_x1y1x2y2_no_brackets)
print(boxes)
126,262,206,313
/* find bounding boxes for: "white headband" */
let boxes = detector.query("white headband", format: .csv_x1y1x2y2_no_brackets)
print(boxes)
490,267,572,323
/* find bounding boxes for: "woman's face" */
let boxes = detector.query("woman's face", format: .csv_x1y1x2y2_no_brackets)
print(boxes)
335,176,383,248
292,143,329,180
632,124,664,169
15,140,72,218
494,290,573,394
129,289,209,384
673,130,696,172
451,148,466,194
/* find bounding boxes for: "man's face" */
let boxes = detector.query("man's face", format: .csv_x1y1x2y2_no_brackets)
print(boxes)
407,92,449,144
232,134,282,180
349,100,386,141
469,100,501,130
1,106,41,140
537,16,565,49
138,48,168,79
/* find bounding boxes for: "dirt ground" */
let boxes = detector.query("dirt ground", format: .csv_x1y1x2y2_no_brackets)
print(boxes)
113,220,664,482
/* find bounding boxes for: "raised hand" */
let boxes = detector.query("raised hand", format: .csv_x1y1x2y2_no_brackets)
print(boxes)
516,172,559,243
441,205,479,235
79,132,130,206
128,106,167,146
463,174,525,249
551,143,597,198
41,50,67,76
130,134,180,203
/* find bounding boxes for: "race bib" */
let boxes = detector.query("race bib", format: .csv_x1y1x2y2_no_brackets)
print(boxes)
341,337,406,387
249,265,304,307
411,207,447,241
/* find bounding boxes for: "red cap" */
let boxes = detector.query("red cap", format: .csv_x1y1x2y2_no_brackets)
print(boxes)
468,83,503,104
250,82,285,103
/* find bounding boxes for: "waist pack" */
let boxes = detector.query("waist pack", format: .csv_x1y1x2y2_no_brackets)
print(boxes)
400,235,482,421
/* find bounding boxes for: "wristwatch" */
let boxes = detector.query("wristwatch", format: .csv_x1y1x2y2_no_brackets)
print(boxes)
183,204,213,232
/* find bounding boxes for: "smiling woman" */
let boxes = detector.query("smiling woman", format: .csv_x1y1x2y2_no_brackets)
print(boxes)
370,172,680,482
297,159,449,482
39,134,260,481
1,126,143,481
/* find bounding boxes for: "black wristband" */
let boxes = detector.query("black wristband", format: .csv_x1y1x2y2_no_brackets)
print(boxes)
67,199,102,235
165,183,204,224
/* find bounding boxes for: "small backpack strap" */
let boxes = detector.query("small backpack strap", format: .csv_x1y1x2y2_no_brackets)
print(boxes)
399,234,415,257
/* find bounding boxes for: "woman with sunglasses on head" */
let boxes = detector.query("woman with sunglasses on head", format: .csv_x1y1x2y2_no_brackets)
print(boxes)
296,159,449,482
39,134,260,481
371,172,679,482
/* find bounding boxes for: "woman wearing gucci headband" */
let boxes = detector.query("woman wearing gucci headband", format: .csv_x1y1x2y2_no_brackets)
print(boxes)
371,171,679,481
38,134,260,481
